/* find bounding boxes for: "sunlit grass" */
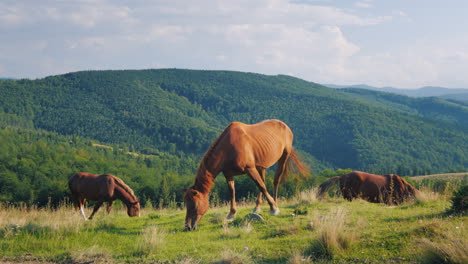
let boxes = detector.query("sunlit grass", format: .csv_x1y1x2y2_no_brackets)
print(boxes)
0,188,466,263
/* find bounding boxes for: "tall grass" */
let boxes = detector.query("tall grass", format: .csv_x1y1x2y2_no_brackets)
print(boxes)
287,251,312,264
306,207,357,259
135,225,167,255
415,187,443,206
418,224,467,264
0,202,85,233
294,187,319,204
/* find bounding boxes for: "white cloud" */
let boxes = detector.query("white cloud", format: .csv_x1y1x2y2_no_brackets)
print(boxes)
354,0,373,9
1,0,467,88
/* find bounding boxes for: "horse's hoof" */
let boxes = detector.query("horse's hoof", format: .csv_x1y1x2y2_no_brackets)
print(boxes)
226,214,236,222
269,208,280,216
253,208,262,213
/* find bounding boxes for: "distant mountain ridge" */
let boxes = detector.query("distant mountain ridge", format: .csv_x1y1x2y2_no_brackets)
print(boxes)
324,84,468,101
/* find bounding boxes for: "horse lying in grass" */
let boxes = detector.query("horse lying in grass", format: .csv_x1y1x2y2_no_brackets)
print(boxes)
318,171,417,205
183,119,310,230
68,172,140,220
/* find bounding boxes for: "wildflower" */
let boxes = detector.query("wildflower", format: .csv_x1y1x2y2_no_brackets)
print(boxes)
244,246,249,251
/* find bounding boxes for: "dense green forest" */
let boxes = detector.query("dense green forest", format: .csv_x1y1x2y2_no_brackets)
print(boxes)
0,69,467,206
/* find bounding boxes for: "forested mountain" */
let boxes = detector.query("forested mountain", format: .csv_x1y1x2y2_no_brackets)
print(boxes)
0,69,467,205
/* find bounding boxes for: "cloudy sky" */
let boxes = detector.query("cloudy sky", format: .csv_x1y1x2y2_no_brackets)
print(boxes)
1,0,468,88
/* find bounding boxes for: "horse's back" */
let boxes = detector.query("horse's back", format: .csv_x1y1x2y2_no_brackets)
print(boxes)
340,171,386,201
226,120,292,168
69,173,114,200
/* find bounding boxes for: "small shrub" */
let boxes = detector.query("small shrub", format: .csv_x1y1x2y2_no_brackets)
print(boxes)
450,185,467,214
293,206,308,216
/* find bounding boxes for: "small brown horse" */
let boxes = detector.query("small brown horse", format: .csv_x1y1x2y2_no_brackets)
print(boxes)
183,119,309,230
318,171,417,205
68,172,140,220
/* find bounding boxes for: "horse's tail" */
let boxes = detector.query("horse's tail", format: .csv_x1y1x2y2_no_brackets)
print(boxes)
318,176,341,197
285,148,311,180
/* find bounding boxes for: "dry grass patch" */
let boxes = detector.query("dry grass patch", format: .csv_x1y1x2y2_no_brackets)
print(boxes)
417,219,467,264
306,207,358,259
135,225,167,255
70,245,113,264
415,187,442,205
288,251,313,264
295,188,319,204
213,249,253,264
419,237,467,264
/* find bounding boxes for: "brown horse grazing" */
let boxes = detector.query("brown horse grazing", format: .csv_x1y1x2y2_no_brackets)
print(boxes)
183,119,309,230
68,172,140,220
318,171,417,205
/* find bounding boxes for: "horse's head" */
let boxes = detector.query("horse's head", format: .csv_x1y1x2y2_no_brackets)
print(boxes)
183,186,209,231
127,200,140,217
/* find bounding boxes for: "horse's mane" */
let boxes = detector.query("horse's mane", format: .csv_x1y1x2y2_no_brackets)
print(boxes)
194,123,233,191
111,175,137,201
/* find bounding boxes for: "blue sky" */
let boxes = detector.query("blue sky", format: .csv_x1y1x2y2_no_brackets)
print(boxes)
1,0,468,88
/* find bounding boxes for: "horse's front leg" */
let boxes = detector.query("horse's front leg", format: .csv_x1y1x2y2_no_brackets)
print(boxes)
225,175,237,221
106,200,114,214
88,201,104,220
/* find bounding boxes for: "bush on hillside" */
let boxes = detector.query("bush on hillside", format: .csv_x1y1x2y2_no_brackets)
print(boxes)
450,185,467,214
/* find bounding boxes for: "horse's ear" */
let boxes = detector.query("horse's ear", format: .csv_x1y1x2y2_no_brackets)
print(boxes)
191,189,199,196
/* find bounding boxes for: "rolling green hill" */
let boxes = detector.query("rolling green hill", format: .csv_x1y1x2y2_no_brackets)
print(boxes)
1,69,467,173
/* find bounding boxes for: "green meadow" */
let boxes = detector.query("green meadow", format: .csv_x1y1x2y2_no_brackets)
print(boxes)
1,188,466,264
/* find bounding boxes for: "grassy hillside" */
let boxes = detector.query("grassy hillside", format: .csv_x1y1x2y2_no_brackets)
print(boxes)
412,173,468,181
1,69,467,175
0,189,466,264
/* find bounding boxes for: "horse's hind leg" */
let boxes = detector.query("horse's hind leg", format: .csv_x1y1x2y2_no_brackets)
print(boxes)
253,167,266,213
88,201,103,220
246,167,279,216
273,152,289,202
